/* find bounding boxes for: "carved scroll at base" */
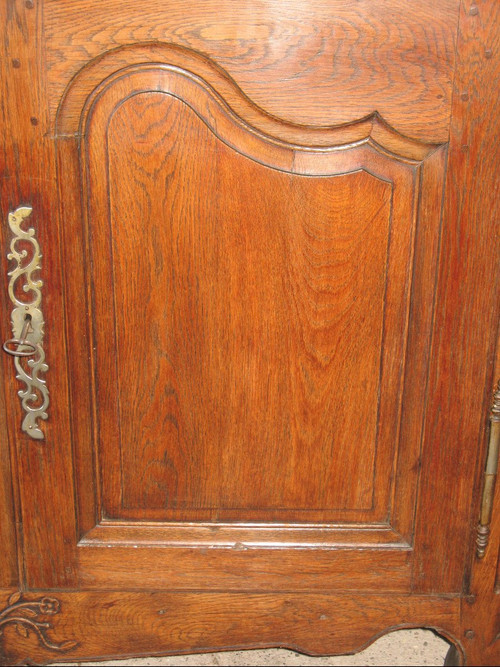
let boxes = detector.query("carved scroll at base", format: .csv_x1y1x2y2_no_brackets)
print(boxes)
0,592,77,653
4,206,49,440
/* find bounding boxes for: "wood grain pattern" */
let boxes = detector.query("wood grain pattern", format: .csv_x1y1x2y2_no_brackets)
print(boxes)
77,546,413,592
104,94,392,517
0,0,24,591
79,524,408,548
44,0,458,142
75,63,445,534
0,350,17,588
0,589,461,666
0,0,78,589
413,0,500,596
462,435,500,665
46,50,444,593
57,50,441,161
1,0,499,664
448,5,500,664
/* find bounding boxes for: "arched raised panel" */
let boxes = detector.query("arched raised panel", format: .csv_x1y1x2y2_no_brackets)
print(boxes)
56,49,447,580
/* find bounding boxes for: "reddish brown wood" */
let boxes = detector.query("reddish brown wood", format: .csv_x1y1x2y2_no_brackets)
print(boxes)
0,0,77,590
82,71,427,524
0,116,17,589
0,369,17,588
0,589,461,666
460,465,500,665
0,0,23,592
46,0,457,143
75,546,412,592
413,0,500,595
1,0,499,665
459,371,500,665
50,52,447,592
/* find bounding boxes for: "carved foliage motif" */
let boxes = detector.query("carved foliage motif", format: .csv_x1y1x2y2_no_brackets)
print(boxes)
0,592,77,652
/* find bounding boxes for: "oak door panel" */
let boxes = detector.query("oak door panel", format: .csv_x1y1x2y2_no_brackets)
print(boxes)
46,51,447,591
94,90,395,520
80,64,433,525
105,111,390,518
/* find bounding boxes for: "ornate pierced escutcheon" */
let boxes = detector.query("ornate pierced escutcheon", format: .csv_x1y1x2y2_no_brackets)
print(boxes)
2,205,49,440
0,592,77,653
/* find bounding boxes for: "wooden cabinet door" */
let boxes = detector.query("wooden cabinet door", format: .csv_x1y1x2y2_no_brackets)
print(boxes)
1,0,499,661
58,61,443,591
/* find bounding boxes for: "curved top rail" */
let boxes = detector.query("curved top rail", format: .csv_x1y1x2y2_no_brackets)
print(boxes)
57,42,442,161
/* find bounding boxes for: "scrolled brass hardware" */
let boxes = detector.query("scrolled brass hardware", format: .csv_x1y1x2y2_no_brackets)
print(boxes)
2,205,49,440
476,379,500,558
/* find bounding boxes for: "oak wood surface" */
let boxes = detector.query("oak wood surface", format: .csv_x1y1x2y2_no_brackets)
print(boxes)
75,545,412,592
460,443,500,665
45,0,458,142
0,352,17,588
0,589,461,666
0,0,24,591
54,49,448,591
412,0,500,594
85,78,412,522
0,0,77,588
1,0,499,665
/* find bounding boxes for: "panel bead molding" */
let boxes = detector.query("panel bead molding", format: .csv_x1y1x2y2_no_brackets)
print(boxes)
0,592,77,659
2,206,49,440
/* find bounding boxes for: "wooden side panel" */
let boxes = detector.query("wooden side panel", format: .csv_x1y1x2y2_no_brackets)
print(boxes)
459,349,500,663
0,0,77,588
413,0,500,593
456,394,500,664
0,21,18,578
0,0,24,591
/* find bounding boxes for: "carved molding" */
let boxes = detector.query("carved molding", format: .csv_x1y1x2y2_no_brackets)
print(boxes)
5,206,49,440
56,44,442,161
0,592,77,653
